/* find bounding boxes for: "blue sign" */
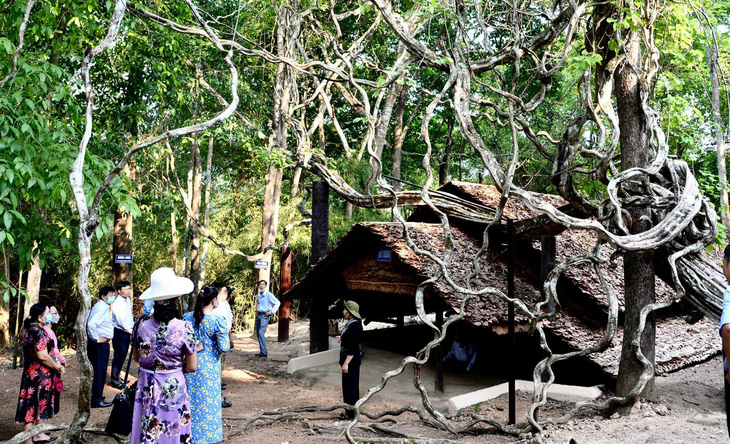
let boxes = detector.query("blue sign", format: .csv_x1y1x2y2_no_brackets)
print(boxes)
376,247,393,262
114,254,133,264
254,260,269,269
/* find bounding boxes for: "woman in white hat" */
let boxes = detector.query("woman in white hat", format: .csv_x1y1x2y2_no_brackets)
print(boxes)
337,300,363,420
130,268,198,444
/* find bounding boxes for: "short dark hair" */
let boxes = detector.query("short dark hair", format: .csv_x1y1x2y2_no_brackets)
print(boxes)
115,280,131,291
258,280,267,286
98,286,116,298
724,245,730,260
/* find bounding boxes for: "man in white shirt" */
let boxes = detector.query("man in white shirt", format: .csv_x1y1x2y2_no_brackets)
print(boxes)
88,286,116,408
110,281,133,389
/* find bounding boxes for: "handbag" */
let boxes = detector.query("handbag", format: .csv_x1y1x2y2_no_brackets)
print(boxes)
105,317,144,436
54,376,63,393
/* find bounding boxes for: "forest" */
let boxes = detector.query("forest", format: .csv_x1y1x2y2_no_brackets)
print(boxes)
2,0,730,442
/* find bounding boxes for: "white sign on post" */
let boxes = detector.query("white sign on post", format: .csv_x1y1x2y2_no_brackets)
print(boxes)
254,260,269,269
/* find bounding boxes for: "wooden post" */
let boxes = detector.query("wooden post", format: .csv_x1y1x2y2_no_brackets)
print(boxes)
278,245,292,342
434,309,444,393
507,220,516,425
310,180,330,353
540,235,556,312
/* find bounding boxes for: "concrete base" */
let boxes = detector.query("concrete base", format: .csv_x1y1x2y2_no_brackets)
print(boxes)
448,380,602,416
288,336,341,373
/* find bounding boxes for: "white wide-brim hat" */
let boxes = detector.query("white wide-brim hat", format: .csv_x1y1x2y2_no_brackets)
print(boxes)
139,267,194,301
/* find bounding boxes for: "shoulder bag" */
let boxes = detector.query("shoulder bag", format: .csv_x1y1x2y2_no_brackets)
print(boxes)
105,316,146,436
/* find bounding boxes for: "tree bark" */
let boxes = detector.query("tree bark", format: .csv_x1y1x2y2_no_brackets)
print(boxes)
0,243,10,343
112,161,135,287
186,133,203,307
391,84,409,193
438,118,455,186
171,210,179,273
24,244,41,321
260,164,283,285
615,37,655,400
706,43,730,232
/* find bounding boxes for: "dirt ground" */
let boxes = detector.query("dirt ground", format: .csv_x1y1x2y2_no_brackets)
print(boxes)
1,321,728,443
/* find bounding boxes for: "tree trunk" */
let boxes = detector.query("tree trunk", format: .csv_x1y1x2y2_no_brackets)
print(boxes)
186,133,203,308
258,0,299,284
199,137,214,289
24,244,41,321
706,43,730,232
260,164,283,285
171,210,179,273
391,84,409,193
438,118,455,186
112,161,135,287
0,243,10,343
615,37,656,400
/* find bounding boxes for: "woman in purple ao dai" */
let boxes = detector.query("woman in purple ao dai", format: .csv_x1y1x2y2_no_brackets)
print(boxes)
131,267,198,444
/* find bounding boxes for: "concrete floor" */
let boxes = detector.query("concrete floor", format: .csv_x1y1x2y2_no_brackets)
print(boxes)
292,346,504,414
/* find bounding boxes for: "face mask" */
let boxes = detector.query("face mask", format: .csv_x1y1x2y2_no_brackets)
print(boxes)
44,314,53,325
106,296,116,305
51,314,60,324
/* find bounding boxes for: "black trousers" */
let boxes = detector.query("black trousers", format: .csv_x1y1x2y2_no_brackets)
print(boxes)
341,359,361,418
722,372,730,436
110,328,131,384
87,339,109,405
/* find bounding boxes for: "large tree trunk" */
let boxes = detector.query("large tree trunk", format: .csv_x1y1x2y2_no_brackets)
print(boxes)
706,43,730,232
186,133,203,308
438,118,455,186
260,165,283,285
258,0,299,284
112,161,135,287
24,244,41,320
615,37,656,400
391,84,409,193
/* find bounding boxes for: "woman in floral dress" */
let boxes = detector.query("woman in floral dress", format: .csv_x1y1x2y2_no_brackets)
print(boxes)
132,267,197,444
16,303,65,444
184,285,230,444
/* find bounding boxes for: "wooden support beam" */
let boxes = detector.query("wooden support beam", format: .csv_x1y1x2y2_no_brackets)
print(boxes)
278,245,292,342
310,180,330,353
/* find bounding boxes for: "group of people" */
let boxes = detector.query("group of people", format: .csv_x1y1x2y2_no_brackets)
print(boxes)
14,265,368,444
130,268,283,443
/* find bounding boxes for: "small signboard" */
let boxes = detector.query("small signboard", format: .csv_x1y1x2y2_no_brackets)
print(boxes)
376,247,393,262
114,254,133,264
254,260,269,269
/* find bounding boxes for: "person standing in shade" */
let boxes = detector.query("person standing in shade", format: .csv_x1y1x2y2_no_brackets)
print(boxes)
110,280,134,389
254,280,279,358
184,285,230,443
212,283,233,407
88,286,116,408
44,306,66,415
336,300,363,420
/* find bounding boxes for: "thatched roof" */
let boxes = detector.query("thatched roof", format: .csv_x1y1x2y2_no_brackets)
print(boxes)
288,220,718,376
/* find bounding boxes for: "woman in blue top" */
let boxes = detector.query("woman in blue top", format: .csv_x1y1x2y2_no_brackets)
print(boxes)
183,285,230,444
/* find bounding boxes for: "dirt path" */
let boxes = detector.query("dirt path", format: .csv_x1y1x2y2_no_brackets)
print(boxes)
0,322,728,443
